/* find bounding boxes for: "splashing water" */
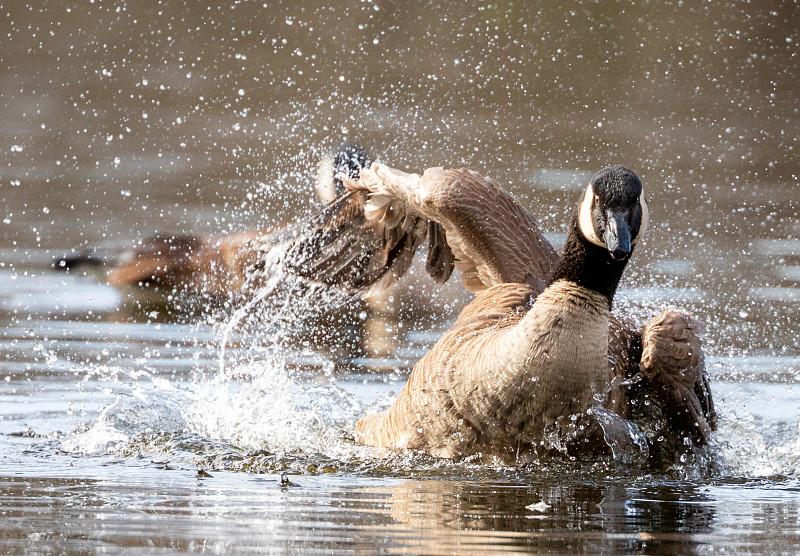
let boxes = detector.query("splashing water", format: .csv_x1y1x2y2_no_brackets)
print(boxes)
710,399,800,477
189,356,364,455
216,242,285,376
62,245,374,467
63,340,369,464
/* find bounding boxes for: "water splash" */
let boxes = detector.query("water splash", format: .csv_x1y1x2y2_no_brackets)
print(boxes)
216,268,280,376
62,351,367,461
593,406,650,465
63,250,369,463
61,387,189,454
188,354,363,455
711,402,800,477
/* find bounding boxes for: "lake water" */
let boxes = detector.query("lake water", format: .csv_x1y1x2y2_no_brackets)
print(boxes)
2,1,800,553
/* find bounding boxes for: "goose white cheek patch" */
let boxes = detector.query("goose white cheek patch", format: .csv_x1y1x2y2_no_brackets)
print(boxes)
315,157,337,203
578,184,606,248
632,192,649,245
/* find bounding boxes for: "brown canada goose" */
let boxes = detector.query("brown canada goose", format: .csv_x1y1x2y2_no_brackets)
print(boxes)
282,161,716,463
53,145,372,306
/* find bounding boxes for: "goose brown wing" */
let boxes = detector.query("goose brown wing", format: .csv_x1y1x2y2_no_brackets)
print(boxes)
319,162,561,296
640,310,717,443
270,190,428,297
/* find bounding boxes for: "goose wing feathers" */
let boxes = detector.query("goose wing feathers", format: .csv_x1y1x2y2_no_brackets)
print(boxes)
640,310,717,442
273,189,428,296
276,162,559,299
340,163,560,295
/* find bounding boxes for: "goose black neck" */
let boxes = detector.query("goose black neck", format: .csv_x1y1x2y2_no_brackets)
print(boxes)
550,218,631,308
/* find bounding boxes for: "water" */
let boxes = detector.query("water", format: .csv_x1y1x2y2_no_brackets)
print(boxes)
2,1,800,553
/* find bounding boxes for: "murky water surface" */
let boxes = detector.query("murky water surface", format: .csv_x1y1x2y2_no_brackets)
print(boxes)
2,1,800,553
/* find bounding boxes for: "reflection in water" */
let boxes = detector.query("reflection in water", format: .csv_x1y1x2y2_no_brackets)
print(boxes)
381,479,716,555
4,472,799,554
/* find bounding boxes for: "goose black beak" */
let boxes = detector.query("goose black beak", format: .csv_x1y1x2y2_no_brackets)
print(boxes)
604,210,631,261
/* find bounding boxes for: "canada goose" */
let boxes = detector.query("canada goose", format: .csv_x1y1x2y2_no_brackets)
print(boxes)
282,161,716,462
53,145,372,306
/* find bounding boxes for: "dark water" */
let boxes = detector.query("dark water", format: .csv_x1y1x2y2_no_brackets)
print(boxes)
2,1,800,553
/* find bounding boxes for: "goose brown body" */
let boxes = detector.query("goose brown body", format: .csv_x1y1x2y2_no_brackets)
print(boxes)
356,280,615,461
324,162,716,462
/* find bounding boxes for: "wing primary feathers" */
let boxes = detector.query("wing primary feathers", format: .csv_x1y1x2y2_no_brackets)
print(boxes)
267,190,425,295
270,162,559,298
426,221,455,284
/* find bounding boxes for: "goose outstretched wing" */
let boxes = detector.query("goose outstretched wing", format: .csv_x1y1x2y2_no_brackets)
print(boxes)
279,162,560,298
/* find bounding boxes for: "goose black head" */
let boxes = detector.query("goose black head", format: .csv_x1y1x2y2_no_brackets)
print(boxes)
577,165,649,261
316,144,371,203
333,144,370,182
